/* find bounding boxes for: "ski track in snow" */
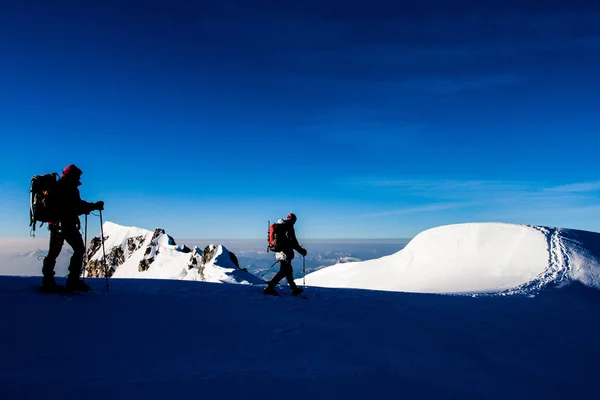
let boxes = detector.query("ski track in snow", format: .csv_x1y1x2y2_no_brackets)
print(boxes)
505,226,573,296
504,227,565,294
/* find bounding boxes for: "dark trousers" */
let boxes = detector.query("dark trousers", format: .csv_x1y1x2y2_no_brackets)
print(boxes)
268,260,298,290
42,224,85,281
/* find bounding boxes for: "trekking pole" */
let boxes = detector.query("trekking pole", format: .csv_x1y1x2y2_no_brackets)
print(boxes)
99,210,109,290
303,255,306,286
267,220,270,253
251,260,279,287
82,214,88,282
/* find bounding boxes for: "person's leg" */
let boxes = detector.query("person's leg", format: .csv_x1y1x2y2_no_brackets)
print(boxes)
267,250,294,288
42,225,64,286
285,261,304,295
281,260,298,290
63,226,89,291
267,263,286,289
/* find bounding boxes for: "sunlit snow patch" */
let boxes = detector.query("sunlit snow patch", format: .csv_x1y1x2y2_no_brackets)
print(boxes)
304,223,600,294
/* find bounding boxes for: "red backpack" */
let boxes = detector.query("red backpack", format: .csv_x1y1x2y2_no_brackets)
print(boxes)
267,221,285,252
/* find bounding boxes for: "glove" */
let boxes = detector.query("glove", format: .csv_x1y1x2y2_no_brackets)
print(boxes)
299,248,307,257
95,201,104,211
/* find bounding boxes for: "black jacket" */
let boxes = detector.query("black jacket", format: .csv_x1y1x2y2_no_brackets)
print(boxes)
278,219,303,253
55,178,95,228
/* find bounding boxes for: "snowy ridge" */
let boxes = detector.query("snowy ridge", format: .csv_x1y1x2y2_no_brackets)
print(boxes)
85,222,262,285
556,227,600,290
505,226,572,294
304,223,600,294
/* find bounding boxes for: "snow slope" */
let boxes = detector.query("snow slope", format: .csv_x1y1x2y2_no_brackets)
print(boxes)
1,276,599,399
85,222,262,285
304,223,600,294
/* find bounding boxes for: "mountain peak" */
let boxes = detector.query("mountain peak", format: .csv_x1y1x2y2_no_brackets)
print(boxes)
84,222,262,285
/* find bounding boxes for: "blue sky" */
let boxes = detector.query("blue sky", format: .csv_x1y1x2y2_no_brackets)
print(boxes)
1,0,600,239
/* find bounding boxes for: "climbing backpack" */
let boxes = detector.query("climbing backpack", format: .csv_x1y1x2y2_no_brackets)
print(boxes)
267,221,285,252
29,172,59,235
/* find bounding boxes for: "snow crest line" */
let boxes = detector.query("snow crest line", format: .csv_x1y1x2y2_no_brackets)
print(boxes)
505,227,571,295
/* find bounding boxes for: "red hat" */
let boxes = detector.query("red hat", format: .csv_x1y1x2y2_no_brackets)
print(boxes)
62,164,82,178
287,213,297,223
61,164,83,185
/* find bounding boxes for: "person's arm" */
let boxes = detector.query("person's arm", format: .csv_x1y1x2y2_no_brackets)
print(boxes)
289,227,307,256
76,189,103,215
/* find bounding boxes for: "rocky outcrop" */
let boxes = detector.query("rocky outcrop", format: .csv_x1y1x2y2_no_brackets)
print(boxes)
107,246,125,267
84,235,117,278
138,228,173,272
127,235,145,256
84,259,114,278
201,245,218,266
138,229,162,272
86,237,103,261
188,247,202,269
139,258,153,272
151,228,165,242
187,246,205,280
83,222,259,284
85,260,102,278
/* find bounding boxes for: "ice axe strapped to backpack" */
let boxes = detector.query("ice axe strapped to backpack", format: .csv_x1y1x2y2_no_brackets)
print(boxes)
29,172,59,237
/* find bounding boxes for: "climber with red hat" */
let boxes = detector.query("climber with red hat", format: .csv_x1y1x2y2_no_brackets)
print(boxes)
41,164,104,293
264,212,308,296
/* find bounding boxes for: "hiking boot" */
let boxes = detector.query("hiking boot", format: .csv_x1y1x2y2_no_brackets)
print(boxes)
263,287,279,296
40,278,64,293
65,279,91,292
291,287,304,296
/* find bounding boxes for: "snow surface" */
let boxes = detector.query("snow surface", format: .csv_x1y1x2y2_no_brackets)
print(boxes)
1,276,599,399
304,223,600,294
